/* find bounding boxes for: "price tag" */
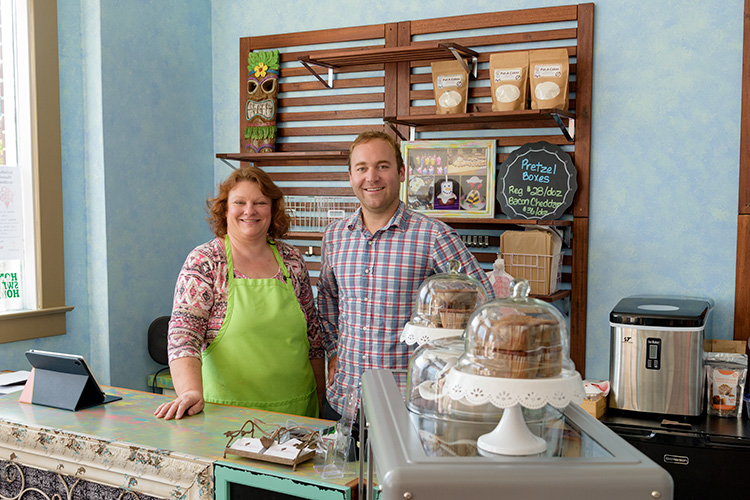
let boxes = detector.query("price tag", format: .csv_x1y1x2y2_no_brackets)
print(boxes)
496,141,577,220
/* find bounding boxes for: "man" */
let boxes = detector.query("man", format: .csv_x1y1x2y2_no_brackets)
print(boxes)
317,130,493,421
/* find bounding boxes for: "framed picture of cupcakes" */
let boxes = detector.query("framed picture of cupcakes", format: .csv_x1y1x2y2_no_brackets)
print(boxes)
400,139,496,219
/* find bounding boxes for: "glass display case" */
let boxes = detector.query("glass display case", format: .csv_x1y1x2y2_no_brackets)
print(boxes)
360,369,673,500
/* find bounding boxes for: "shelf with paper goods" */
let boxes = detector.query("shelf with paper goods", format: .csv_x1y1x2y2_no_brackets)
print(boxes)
384,109,575,142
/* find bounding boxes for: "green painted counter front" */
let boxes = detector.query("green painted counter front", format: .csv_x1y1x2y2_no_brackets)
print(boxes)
0,386,357,499
215,463,355,500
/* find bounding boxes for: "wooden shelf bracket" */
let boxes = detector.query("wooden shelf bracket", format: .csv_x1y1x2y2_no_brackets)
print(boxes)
385,121,410,142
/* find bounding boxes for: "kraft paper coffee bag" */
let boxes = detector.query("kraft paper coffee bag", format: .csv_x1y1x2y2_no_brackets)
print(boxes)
431,59,470,114
489,51,528,111
529,48,569,110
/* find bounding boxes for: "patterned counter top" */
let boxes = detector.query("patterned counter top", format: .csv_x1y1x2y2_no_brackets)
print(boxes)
0,387,351,500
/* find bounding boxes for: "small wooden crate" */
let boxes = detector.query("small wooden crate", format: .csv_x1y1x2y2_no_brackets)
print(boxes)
578,395,607,419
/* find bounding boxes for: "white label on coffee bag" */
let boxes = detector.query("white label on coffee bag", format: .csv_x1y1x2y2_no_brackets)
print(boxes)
438,90,462,107
494,68,522,82
535,81,561,100
496,85,521,103
437,74,464,89
534,63,563,78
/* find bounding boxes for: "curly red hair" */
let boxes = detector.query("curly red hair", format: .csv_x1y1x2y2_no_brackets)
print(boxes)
207,165,290,239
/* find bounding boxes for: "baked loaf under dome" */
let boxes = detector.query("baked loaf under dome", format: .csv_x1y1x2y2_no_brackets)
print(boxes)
401,259,490,347
412,261,488,330
457,279,574,379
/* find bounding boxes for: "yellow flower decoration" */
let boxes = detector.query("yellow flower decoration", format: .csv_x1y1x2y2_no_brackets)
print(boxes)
254,63,268,78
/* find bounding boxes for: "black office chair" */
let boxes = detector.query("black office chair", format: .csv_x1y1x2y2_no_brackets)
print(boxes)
147,316,170,392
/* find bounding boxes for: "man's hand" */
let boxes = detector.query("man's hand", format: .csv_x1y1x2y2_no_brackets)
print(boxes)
327,354,337,384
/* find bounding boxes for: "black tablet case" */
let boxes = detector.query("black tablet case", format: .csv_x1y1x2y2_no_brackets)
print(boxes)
25,351,121,411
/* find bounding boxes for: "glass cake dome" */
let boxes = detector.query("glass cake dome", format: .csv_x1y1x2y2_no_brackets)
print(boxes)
401,260,488,346
456,279,575,379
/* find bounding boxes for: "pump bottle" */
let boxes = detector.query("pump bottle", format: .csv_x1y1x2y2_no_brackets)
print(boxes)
488,254,514,298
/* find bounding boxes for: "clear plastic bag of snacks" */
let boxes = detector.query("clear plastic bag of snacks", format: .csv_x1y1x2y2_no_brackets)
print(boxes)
705,351,748,418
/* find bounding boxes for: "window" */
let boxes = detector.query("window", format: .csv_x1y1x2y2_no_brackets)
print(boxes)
0,0,70,343
1,0,33,314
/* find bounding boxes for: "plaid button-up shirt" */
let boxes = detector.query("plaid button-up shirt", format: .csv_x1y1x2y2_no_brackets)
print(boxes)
317,202,493,415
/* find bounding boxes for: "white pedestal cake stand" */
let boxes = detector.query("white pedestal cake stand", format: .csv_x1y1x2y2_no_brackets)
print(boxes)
443,369,584,455
400,322,464,346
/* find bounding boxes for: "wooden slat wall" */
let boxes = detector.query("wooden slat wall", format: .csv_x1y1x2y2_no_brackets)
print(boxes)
237,4,593,374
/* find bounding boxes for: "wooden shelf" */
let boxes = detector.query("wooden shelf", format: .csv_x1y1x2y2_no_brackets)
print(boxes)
216,151,348,165
287,232,326,240
437,217,573,227
298,42,478,90
286,219,571,241
298,42,477,68
384,109,574,128
536,289,571,303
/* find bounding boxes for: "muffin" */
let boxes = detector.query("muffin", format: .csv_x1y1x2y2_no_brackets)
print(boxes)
471,348,542,379
457,278,573,381
408,262,488,333
538,318,561,347
416,300,441,327
486,314,543,351
439,307,473,329
539,345,562,377
432,287,479,310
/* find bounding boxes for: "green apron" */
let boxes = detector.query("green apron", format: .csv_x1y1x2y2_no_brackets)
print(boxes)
201,236,318,417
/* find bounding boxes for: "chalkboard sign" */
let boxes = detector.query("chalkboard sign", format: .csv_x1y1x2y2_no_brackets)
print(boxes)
496,141,577,220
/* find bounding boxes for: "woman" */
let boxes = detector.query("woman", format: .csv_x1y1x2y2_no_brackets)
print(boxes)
154,166,325,420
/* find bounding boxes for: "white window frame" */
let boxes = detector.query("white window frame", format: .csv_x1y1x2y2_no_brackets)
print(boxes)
0,0,70,343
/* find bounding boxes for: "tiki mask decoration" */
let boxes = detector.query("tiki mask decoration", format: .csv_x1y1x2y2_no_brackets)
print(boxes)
245,50,280,153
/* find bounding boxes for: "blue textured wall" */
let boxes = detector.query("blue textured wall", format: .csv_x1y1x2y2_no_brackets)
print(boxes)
0,0,214,390
583,2,742,377
0,0,742,389
97,1,215,387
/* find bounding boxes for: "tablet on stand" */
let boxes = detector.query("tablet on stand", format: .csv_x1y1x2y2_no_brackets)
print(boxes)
23,350,122,411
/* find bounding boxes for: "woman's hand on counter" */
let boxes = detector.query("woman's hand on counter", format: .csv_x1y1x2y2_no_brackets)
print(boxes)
153,390,204,420
154,356,204,419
